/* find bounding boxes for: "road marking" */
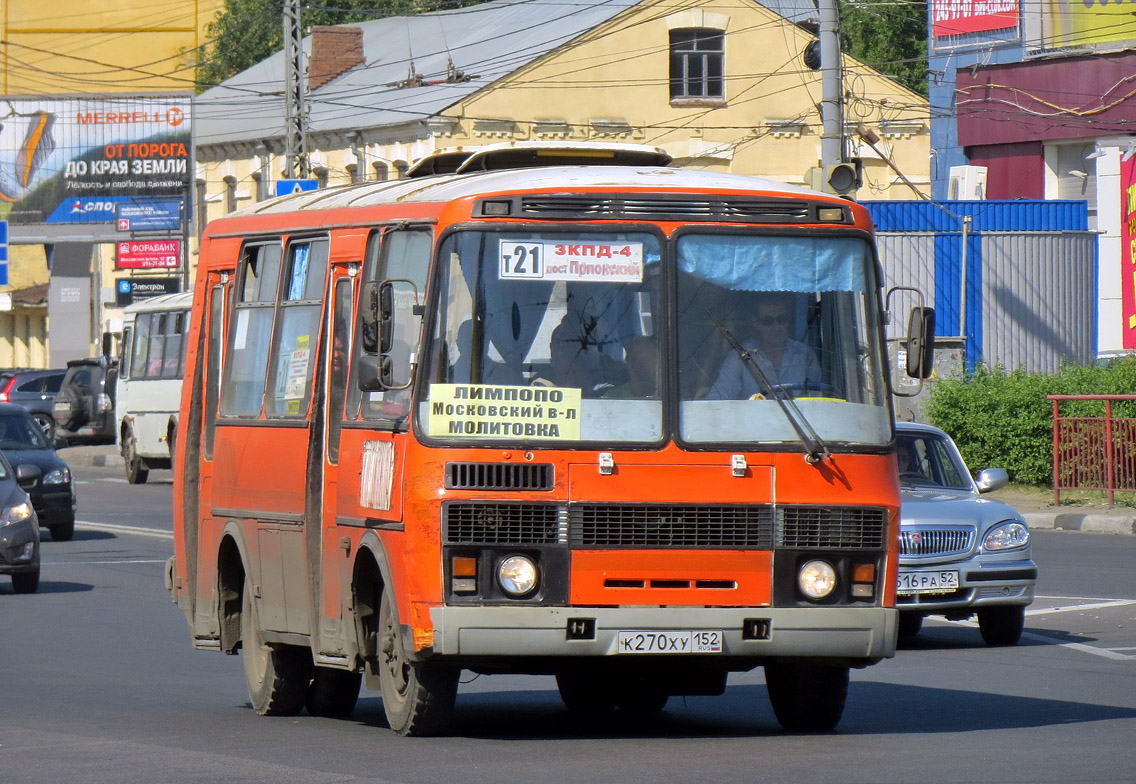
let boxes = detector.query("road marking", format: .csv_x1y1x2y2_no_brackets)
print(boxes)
1026,599,1136,616
75,521,173,539
46,559,167,565
1022,632,1135,661
75,478,129,484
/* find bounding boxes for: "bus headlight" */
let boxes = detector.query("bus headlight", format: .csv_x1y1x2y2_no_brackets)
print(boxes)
798,559,837,600
497,555,538,597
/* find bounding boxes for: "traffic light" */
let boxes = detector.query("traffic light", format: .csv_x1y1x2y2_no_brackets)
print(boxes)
804,159,862,199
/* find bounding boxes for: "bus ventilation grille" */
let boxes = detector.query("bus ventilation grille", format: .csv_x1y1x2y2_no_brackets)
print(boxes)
518,196,813,223
568,504,774,549
444,502,560,544
445,462,554,491
776,506,888,550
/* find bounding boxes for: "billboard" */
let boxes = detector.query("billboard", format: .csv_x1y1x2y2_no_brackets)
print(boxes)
933,0,1018,37
0,94,191,227
116,239,181,269
1025,1,1136,52
1122,155,1136,349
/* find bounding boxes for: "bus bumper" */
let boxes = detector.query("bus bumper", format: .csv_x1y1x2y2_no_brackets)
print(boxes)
428,605,897,661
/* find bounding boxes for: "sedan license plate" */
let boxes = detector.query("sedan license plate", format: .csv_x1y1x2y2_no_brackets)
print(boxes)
897,570,960,595
617,630,723,654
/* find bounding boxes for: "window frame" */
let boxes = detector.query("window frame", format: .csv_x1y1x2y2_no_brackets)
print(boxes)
669,28,725,103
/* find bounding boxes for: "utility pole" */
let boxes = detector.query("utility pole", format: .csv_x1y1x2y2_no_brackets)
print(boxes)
818,0,843,168
283,0,309,179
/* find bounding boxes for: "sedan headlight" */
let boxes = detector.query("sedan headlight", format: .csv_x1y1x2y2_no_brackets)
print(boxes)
1,501,33,527
984,521,1030,551
44,467,71,485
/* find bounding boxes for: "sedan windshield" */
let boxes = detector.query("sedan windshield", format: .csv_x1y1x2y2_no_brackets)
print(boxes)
896,431,970,489
0,412,50,450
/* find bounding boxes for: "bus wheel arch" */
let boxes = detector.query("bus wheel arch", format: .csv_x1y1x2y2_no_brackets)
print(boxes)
216,533,245,654
350,536,391,675
121,422,149,484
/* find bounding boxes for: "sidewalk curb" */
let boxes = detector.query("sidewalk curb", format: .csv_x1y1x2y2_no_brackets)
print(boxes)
1023,510,1136,536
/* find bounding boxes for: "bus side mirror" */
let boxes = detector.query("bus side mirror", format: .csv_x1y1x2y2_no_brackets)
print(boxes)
357,353,393,391
360,281,380,353
906,307,935,379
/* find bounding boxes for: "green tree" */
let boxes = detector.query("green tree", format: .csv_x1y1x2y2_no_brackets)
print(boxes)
196,0,417,92
839,0,928,97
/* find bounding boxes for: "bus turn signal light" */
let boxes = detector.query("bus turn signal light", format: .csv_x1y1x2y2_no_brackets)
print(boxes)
452,556,478,594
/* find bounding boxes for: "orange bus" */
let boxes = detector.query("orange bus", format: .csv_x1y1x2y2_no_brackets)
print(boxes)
168,144,933,735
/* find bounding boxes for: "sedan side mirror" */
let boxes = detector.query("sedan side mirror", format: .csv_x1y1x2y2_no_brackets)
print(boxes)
16,464,42,491
975,467,1009,494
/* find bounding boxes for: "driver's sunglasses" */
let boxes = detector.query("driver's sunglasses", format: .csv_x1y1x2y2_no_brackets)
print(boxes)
757,314,790,326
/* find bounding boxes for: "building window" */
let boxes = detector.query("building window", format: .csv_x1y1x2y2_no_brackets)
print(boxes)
223,175,238,213
372,161,388,181
670,29,724,101
394,160,409,179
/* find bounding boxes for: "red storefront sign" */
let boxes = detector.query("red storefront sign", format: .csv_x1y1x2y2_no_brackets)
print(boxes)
933,0,1018,37
116,239,180,269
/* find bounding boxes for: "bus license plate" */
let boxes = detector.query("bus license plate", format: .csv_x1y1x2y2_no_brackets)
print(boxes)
897,570,960,595
617,630,723,654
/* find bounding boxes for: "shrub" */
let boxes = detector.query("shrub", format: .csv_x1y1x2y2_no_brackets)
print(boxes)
924,357,1136,486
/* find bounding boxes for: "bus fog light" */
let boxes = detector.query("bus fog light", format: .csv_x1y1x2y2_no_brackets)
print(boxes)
798,560,837,600
497,556,538,597
851,583,874,598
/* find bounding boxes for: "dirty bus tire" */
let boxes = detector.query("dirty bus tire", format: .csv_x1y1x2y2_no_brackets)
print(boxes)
556,671,617,712
764,662,849,732
241,583,312,716
378,588,458,736
306,666,362,718
124,438,149,485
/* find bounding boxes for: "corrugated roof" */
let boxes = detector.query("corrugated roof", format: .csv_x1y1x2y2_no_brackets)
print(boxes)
864,200,1090,232
195,0,819,149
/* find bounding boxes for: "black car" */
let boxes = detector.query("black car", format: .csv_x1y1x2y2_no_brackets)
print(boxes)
0,368,66,441
53,357,118,445
0,403,76,541
0,448,40,594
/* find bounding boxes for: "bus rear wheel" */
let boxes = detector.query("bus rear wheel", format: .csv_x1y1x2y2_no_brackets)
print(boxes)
123,435,149,485
764,662,849,732
378,588,458,736
241,582,312,716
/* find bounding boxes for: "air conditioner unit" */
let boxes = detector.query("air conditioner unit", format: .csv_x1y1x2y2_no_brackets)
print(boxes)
948,165,987,200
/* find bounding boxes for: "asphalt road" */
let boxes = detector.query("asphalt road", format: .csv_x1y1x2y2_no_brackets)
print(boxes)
2,458,1135,784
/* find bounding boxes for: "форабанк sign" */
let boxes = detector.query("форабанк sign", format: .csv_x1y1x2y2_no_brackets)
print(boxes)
0,95,190,226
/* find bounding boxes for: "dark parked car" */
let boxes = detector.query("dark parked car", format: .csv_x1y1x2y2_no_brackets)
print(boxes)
0,448,40,594
0,403,77,541
53,357,118,445
0,368,66,441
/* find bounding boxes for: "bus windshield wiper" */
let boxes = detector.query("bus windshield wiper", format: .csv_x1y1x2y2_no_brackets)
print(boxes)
709,313,830,465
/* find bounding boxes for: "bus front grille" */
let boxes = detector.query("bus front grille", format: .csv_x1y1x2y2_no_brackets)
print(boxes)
445,462,554,491
518,196,814,223
777,506,888,550
569,504,774,548
443,502,560,544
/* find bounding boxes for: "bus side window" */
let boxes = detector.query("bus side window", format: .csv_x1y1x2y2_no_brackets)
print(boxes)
220,242,282,417
121,326,134,380
266,238,329,417
131,314,151,380
348,228,431,425
205,283,226,459
328,277,353,463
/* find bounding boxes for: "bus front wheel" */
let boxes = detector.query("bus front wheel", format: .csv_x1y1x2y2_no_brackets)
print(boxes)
241,582,312,716
378,588,458,736
123,433,149,485
764,662,849,732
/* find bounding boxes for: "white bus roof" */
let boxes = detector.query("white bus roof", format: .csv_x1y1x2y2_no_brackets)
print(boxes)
122,290,193,314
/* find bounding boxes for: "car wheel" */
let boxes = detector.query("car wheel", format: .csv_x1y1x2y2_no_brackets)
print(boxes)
124,437,149,485
764,662,849,732
556,670,618,712
48,519,75,542
378,587,458,735
32,413,55,442
977,605,1025,646
12,568,40,594
305,666,362,717
241,580,312,715
898,613,923,640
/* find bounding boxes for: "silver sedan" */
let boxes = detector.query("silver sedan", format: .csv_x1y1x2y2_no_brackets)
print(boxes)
895,422,1037,645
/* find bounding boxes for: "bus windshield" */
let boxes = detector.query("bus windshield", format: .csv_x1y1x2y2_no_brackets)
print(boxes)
417,228,888,447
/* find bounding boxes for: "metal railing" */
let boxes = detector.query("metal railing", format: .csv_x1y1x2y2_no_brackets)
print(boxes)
1049,395,1136,506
